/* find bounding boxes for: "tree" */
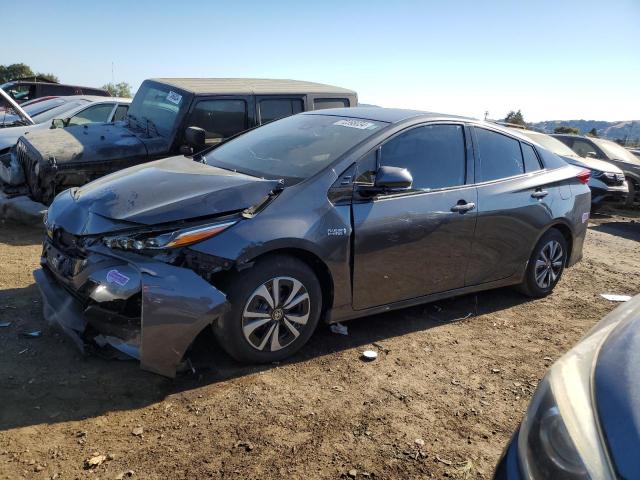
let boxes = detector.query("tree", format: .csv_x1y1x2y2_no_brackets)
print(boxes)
554,126,580,135
0,63,59,83
504,110,526,127
0,63,34,83
587,128,598,137
102,82,133,98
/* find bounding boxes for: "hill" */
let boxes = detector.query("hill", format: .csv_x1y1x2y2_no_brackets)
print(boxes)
529,120,640,144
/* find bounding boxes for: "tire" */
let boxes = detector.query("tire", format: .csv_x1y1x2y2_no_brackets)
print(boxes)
518,229,568,298
624,177,637,209
213,254,322,363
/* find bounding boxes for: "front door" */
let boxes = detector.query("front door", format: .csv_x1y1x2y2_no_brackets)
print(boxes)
352,123,478,310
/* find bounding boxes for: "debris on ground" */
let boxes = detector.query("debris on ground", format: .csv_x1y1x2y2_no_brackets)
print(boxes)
361,350,378,361
234,440,254,451
114,469,135,479
329,322,349,335
84,454,107,469
600,293,632,302
0,321,12,327
131,427,144,436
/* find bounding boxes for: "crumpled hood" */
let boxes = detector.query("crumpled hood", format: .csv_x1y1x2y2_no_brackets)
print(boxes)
592,295,640,479
46,155,281,235
20,122,146,166
560,154,624,174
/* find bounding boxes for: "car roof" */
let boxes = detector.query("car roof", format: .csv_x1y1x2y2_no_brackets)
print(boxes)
303,107,473,123
150,78,356,95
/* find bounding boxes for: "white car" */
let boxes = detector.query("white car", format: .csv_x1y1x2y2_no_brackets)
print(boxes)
0,94,130,185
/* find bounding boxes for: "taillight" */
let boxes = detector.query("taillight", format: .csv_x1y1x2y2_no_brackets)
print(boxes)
576,169,591,185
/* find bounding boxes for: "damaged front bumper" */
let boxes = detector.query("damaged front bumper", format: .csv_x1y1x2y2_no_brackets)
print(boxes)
33,242,229,377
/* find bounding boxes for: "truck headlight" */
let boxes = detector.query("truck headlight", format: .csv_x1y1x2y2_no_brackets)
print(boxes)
517,324,616,479
103,220,236,251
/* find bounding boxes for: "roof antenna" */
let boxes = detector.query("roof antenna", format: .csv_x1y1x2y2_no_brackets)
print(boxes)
484,110,489,121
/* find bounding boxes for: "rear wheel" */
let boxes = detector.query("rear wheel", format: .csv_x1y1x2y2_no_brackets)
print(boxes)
519,229,568,298
624,177,637,209
213,255,322,363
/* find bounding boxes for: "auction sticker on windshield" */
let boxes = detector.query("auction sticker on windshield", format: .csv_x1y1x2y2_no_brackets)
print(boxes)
166,91,182,105
333,119,378,130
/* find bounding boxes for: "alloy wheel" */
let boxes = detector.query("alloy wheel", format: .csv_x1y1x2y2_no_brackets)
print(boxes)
241,276,311,352
534,240,564,289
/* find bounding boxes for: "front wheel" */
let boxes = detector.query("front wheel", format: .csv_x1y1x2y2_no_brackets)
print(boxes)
518,229,568,298
213,255,322,363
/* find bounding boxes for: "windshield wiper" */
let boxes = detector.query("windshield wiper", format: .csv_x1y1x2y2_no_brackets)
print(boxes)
141,116,160,137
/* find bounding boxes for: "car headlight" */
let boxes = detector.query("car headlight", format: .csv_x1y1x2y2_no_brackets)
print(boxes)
518,324,616,479
103,220,236,251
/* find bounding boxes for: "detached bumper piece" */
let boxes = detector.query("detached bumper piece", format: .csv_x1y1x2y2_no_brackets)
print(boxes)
34,244,229,378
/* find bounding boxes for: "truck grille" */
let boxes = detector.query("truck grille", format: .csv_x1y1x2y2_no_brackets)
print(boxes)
16,139,43,195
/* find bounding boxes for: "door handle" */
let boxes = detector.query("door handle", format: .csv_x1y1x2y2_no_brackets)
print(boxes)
531,190,549,199
451,201,476,213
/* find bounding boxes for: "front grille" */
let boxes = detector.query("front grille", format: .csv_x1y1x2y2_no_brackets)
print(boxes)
16,139,43,197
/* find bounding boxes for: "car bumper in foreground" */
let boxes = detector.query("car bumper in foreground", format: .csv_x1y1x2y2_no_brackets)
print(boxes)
493,428,522,480
34,243,229,377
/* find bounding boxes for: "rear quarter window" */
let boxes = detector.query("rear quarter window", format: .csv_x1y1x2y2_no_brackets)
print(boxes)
314,98,350,110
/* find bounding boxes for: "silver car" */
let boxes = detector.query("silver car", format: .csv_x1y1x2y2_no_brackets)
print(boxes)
0,95,130,185
510,128,627,209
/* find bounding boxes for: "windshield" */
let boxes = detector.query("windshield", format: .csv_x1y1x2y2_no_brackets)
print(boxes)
593,138,640,164
520,131,577,157
203,114,387,183
126,82,186,137
31,100,91,123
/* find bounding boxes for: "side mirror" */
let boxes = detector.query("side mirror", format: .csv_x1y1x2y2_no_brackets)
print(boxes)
184,126,206,151
51,118,68,129
359,166,413,195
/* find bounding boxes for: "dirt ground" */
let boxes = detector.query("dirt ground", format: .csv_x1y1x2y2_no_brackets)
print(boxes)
1,209,639,480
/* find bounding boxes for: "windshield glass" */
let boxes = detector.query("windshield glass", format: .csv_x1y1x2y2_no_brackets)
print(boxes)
24,97,67,117
126,82,186,137
520,131,577,156
593,138,640,164
203,114,387,183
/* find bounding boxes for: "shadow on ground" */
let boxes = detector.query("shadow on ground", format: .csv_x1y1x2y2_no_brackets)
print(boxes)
590,221,640,242
0,285,528,431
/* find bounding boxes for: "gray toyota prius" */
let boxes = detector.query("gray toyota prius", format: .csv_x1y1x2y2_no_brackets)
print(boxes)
35,108,591,377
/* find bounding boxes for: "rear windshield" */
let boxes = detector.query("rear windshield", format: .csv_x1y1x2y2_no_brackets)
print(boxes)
520,131,576,157
593,138,640,164
204,114,387,184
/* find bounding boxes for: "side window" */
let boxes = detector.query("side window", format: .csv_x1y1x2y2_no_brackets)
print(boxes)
380,124,466,190
314,98,349,110
521,143,542,172
67,104,115,126
189,99,247,140
570,139,600,159
475,128,524,182
259,98,303,124
112,104,129,122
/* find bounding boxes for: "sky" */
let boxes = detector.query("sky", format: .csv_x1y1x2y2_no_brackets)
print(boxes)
3,0,639,122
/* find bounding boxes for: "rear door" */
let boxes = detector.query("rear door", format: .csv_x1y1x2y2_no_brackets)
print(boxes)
352,123,478,310
465,126,553,285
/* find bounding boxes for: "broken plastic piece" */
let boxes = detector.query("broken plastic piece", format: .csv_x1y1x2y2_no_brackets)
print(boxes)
329,322,349,335
600,294,632,302
361,350,378,361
